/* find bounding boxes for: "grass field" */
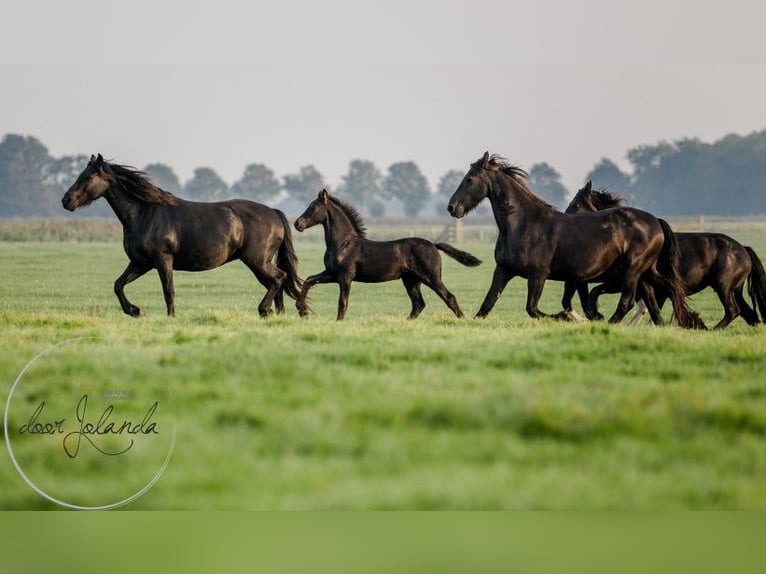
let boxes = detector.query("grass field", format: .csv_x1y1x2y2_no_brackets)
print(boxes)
1,220,766,509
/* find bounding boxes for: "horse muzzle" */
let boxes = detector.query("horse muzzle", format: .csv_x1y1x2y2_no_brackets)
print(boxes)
61,194,76,212
294,218,305,232
447,203,465,219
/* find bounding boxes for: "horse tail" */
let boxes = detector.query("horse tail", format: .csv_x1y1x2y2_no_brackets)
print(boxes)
745,246,766,322
275,210,302,300
435,243,482,267
656,219,706,330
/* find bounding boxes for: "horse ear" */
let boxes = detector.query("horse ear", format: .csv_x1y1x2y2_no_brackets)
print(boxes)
96,153,104,165
585,180,593,192
89,154,96,162
481,151,490,167
319,188,329,202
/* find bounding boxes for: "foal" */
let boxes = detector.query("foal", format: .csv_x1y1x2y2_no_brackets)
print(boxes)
294,189,481,320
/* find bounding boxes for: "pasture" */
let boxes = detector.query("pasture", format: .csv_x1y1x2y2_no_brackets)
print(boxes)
1,219,766,509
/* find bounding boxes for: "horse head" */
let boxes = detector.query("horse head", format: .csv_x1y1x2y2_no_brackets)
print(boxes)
62,154,112,211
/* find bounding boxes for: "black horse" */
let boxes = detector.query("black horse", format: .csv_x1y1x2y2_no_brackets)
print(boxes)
293,189,481,320
62,154,301,317
447,152,700,328
566,182,766,329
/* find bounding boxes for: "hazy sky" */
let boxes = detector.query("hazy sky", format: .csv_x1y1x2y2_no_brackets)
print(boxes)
2,1,765,192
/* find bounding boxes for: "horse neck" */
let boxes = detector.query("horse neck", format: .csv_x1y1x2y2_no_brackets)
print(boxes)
322,203,360,250
104,184,145,228
490,171,556,222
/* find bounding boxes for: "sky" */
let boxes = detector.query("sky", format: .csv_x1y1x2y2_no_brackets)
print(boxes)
1,1,765,192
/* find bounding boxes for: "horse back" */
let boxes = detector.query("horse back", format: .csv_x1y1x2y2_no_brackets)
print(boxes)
676,232,751,292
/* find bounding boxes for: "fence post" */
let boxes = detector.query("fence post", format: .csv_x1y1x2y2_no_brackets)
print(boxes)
455,219,464,243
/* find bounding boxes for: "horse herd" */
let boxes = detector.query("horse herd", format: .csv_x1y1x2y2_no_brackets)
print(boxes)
62,153,766,330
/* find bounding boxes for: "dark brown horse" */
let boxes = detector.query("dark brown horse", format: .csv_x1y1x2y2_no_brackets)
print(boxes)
447,152,701,328
62,154,301,317
566,182,766,329
294,189,481,320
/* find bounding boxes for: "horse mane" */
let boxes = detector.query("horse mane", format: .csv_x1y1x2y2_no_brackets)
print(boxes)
590,187,627,210
106,162,179,206
484,155,553,209
328,195,367,237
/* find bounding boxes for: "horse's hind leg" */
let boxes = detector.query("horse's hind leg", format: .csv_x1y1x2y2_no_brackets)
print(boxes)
636,282,663,326
608,281,639,324
402,274,426,319
736,288,758,326
713,287,739,330
418,270,463,318
114,261,150,317
242,258,286,317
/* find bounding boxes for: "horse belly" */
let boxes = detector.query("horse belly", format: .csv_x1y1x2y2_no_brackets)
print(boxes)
173,222,244,271
354,263,401,283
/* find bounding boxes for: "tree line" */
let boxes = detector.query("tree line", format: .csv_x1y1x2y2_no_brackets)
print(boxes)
0,130,764,218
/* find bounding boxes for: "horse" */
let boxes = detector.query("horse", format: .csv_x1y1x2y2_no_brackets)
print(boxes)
566,182,766,329
61,154,302,317
293,188,481,320
446,152,701,328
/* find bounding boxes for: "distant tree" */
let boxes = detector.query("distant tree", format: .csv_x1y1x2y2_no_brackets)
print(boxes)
626,141,675,178
383,161,430,218
336,159,384,215
42,154,90,189
585,158,631,192
230,163,281,203
434,169,464,215
144,163,182,195
184,167,228,201
0,134,54,216
528,162,568,207
282,165,325,204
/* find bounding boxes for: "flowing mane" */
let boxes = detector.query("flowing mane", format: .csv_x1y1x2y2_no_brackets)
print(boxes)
590,187,626,210
107,162,179,206
328,195,367,237
484,155,552,209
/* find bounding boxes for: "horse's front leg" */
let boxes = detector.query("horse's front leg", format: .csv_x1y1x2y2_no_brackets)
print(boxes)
336,274,353,321
526,274,550,319
586,283,614,321
553,280,586,321
476,266,514,318
561,280,577,312
154,254,176,317
114,261,150,317
296,269,335,317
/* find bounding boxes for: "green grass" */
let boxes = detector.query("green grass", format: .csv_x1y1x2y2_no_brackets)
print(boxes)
1,225,766,509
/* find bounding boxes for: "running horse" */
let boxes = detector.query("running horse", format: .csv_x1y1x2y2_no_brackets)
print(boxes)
62,154,301,317
294,189,481,320
447,152,702,328
566,182,766,329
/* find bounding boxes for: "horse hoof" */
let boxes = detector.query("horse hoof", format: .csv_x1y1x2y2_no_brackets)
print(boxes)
127,306,144,318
